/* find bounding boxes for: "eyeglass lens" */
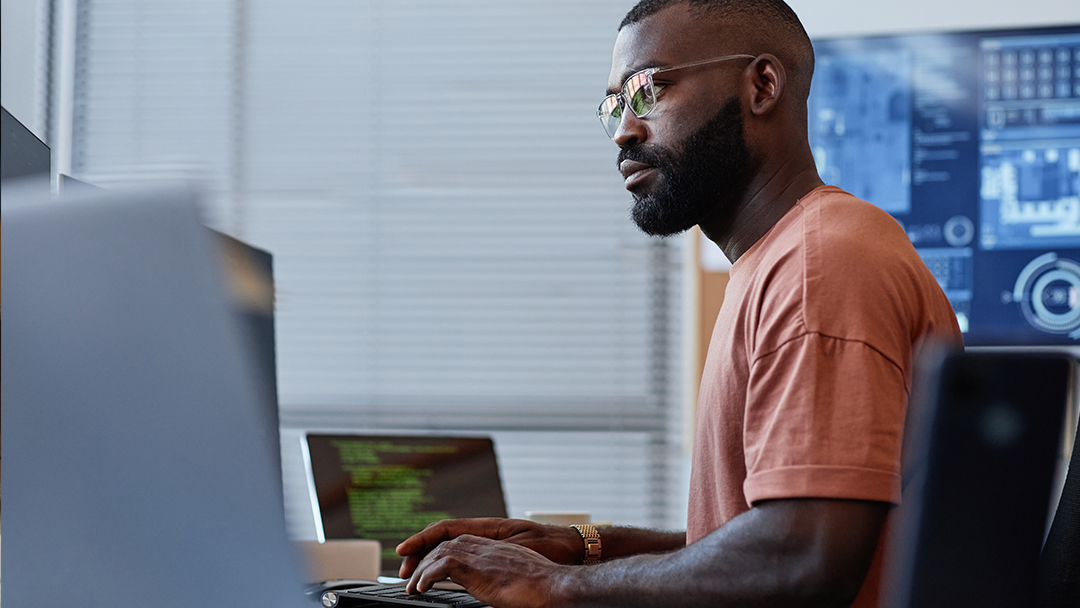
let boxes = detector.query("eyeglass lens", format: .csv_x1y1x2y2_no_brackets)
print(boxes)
599,95,623,139
599,69,657,138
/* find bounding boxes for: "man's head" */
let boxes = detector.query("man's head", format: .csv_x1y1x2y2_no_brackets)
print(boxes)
607,0,815,237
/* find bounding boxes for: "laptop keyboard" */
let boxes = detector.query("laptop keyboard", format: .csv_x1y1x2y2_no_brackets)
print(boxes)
320,584,489,608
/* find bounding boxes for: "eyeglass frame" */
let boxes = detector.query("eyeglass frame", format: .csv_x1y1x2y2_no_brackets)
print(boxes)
598,53,756,139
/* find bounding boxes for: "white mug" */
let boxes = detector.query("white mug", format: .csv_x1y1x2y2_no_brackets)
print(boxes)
524,511,591,525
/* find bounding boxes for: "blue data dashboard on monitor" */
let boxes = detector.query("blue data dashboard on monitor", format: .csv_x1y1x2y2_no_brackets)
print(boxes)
808,25,1080,346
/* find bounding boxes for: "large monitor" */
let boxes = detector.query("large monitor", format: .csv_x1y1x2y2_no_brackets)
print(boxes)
1,106,50,194
808,25,1080,346
213,231,283,500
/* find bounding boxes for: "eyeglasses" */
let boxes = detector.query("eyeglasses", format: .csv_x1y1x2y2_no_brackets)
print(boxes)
597,54,755,139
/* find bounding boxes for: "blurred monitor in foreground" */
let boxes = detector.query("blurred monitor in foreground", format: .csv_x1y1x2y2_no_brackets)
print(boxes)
1,181,304,606
882,349,1073,607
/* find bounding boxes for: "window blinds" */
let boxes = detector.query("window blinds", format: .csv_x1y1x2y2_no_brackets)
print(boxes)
66,0,688,532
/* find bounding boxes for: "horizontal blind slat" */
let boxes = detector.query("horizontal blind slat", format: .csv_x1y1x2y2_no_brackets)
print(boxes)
72,0,686,532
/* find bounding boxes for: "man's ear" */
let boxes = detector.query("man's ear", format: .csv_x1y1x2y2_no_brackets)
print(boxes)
746,54,785,116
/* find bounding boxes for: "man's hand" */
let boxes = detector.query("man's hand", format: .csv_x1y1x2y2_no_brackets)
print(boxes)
399,499,888,608
403,534,570,608
396,518,586,579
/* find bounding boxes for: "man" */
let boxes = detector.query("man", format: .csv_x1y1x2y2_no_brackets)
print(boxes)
396,1,961,607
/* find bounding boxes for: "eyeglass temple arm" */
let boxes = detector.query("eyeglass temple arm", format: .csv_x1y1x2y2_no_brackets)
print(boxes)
652,54,757,76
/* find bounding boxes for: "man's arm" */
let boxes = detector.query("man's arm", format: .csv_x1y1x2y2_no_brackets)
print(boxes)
592,526,687,560
396,518,685,577
403,498,888,608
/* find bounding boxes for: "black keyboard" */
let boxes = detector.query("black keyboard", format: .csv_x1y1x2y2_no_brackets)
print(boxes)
319,584,489,608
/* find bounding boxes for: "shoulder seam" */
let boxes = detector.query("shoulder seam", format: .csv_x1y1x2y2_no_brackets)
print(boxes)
752,331,908,389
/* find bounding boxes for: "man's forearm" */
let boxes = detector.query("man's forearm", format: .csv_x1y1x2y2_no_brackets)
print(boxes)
595,526,685,561
557,526,794,608
553,500,888,608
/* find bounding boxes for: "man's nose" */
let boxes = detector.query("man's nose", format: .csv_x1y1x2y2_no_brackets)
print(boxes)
613,110,648,148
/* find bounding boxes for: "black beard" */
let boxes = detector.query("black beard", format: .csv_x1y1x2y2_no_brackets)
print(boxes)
620,97,751,237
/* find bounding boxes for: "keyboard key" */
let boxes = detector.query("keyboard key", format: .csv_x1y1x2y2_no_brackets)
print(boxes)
323,584,489,608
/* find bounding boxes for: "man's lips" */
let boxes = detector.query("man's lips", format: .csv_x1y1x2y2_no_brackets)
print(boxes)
619,159,656,190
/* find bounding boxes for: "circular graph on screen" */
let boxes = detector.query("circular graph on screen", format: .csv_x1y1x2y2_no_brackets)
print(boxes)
1013,252,1080,339
944,215,975,248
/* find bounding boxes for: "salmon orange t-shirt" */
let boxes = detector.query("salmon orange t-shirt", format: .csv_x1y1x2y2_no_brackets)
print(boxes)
687,186,962,607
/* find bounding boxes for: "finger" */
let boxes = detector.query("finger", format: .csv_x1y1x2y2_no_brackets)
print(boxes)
406,549,449,594
397,521,455,557
407,535,491,594
396,518,509,556
398,553,421,579
415,555,456,594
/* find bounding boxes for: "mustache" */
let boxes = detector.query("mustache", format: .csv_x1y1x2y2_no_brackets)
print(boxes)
617,144,672,170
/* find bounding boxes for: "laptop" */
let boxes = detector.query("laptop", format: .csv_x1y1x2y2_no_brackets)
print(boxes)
303,433,508,577
2,182,307,607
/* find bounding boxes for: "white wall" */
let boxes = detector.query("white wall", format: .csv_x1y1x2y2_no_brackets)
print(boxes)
1,0,45,139
789,0,1079,38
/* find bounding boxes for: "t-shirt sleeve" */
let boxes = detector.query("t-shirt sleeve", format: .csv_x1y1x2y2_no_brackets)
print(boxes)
741,331,906,505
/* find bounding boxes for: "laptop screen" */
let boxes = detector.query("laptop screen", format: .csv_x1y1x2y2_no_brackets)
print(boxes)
304,433,508,575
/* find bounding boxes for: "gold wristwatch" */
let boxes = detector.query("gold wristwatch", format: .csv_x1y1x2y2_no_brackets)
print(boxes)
570,524,602,564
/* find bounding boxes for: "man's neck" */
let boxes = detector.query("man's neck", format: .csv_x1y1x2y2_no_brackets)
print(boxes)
700,154,824,264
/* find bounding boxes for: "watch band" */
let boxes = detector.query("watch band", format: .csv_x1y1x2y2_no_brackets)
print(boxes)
570,524,602,564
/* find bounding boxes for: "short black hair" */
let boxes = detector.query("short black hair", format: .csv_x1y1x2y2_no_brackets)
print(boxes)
621,0,804,32
619,0,814,108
